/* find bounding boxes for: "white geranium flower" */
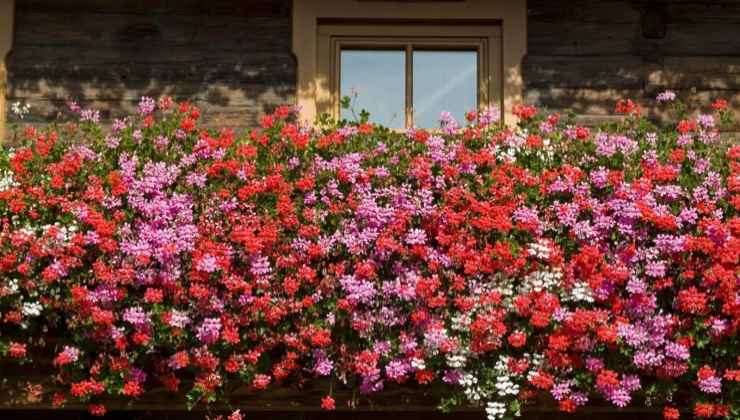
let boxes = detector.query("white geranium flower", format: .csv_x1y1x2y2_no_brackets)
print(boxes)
0,170,18,190
563,281,594,303
410,357,426,370
11,102,31,119
446,353,467,369
22,301,43,317
486,401,507,420
6,278,20,295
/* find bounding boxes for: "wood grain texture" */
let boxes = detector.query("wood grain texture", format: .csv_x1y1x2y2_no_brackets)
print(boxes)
14,13,291,50
3,0,740,129
6,0,296,130
525,0,740,127
15,0,290,17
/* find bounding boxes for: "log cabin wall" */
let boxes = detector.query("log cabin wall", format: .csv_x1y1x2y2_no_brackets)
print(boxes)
0,0,738,416
3,0,740,131
5,0,296,131
524,0,740,127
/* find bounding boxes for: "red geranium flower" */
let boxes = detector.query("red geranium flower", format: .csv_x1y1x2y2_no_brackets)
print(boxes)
321,395,336,411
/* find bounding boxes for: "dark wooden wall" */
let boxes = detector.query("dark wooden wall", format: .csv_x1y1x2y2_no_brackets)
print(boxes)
5,0,740,129
525,0,740,125
6,0,296,130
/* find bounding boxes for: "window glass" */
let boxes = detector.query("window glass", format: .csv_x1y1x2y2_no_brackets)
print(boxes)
340,50,406,128
413,50,478,128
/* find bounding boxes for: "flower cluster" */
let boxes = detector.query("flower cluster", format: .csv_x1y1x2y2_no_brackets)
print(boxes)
0,94,737,420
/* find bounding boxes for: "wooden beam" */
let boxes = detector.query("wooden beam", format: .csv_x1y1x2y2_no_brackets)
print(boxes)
0,0,14,144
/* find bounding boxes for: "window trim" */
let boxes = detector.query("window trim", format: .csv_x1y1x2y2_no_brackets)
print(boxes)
0,0,15,144
319,23,500,128
292,0,527,126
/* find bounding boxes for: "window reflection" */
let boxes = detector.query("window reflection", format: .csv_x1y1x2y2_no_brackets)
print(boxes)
413,50,477,128
340,50,406,128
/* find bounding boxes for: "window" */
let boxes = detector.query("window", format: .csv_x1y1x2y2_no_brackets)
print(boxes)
338,48,479,128
0,0,14,144
318,23,500,128
340,49,406,127
292,0,527,126
412,50,478,128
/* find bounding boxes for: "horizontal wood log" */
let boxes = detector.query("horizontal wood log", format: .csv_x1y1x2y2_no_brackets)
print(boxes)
527,0,640,23
665,3,740,23
524,86,740,131
527,87,740,111
526,0,740,123
658,56,740,74
527,22,640,56
14,13,291,51
524,87,647,113
637,23,740,56
524,55,646,89
16,0,291,17
5,0,740,131
525,55,740,90
6,75,292,99
6,0,296,130
8,51,295,80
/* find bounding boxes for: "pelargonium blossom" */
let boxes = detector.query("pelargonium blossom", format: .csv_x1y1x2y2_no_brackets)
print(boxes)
0,95,736,420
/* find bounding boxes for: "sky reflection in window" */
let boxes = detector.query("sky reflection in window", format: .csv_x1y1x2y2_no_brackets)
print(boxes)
413,50,477,129
340,50,406,128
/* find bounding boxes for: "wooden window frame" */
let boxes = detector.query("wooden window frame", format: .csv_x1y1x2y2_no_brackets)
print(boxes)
318,23,501,128
0,0,15,144
293,0,527,126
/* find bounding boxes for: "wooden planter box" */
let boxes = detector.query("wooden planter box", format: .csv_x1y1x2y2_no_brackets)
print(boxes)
1,371,664,419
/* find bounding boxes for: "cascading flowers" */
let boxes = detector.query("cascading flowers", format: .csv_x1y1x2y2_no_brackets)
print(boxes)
0,92,737,420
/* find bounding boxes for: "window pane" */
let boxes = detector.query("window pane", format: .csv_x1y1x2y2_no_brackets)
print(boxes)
340,50,406,128
413,51,478,128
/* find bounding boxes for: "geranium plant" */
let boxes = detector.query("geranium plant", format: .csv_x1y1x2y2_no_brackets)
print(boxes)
0,92,737,419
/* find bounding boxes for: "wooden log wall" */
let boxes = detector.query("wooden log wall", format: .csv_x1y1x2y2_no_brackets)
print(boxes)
5,0,296,131
4,0,740,131
525,0,740,128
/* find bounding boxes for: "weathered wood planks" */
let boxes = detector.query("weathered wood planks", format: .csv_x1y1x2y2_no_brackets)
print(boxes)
6,0,296,131
525,0,740,129
3,0,739,134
